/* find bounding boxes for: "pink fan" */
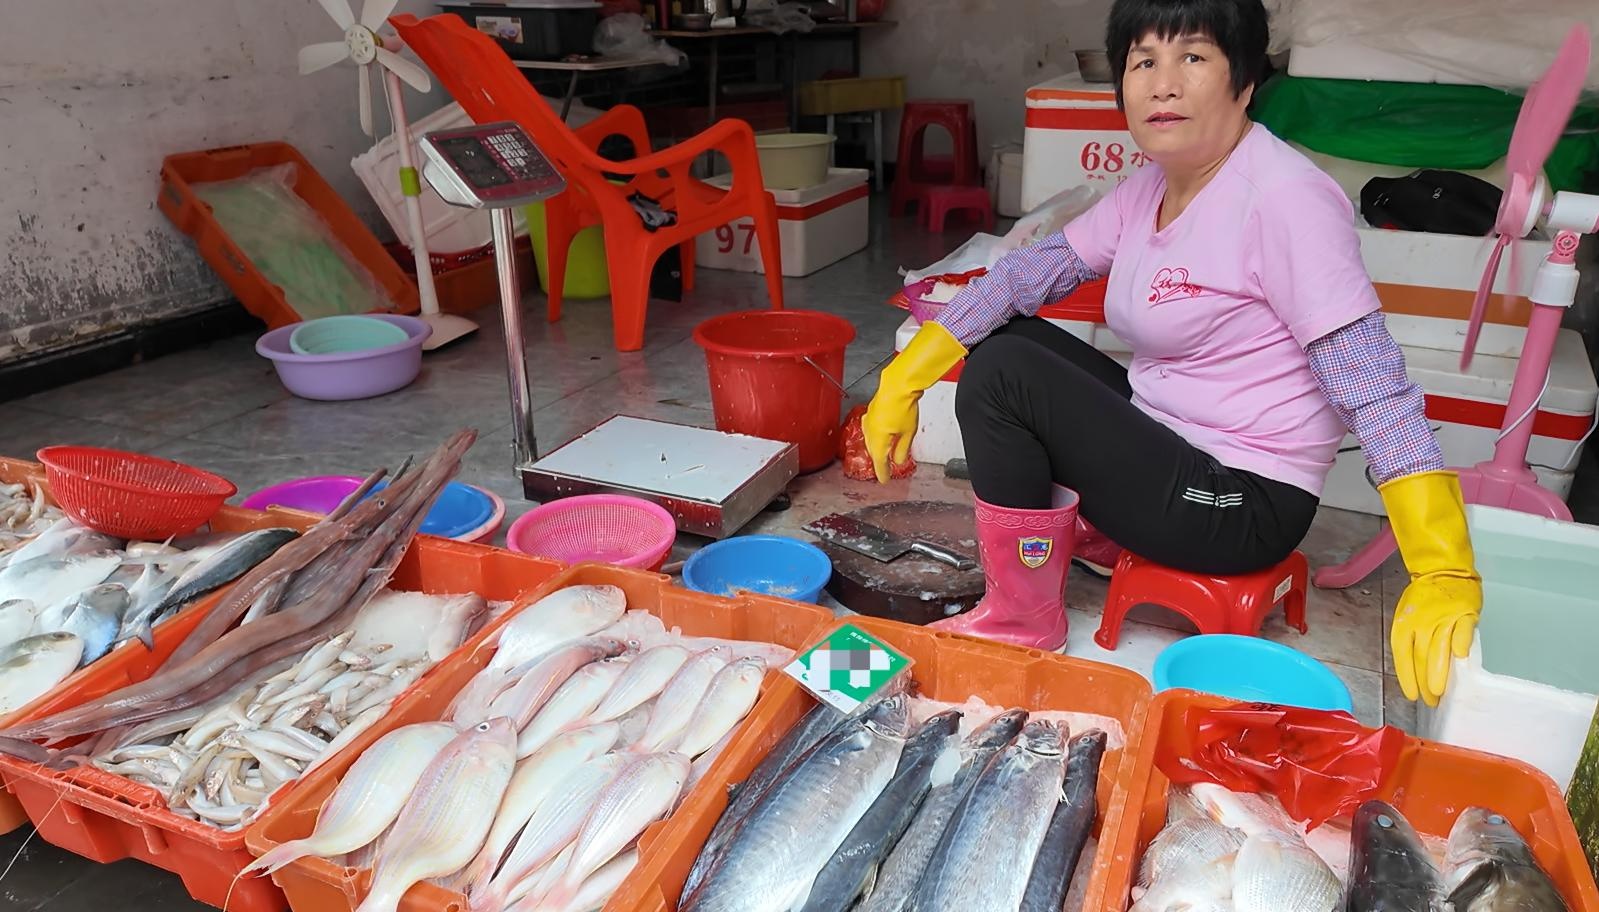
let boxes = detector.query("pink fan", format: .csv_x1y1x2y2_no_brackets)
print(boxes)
1460,25,1592,372
1317,24,1599,592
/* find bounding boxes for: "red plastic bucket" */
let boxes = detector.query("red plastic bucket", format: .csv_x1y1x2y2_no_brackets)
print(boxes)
693,310,857,472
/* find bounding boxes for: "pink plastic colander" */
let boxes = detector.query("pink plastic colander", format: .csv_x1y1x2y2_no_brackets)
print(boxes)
505,494,677,571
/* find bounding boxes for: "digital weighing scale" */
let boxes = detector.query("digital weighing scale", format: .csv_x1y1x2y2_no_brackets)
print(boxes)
419,122,798,539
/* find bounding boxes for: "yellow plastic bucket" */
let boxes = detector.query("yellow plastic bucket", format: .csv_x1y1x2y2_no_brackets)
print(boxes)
523,201,610,299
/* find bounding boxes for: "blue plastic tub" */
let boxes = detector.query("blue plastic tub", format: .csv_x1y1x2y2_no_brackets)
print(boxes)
1153,634,1354,713
242,475,504,543
681,535,834,603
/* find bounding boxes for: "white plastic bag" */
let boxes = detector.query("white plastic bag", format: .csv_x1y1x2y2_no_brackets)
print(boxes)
900,185,1101,285
595,13,686,67
998,185,1100,252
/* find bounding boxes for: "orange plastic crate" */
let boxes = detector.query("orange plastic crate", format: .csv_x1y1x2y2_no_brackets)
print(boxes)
246,562,836,912
1096,689,1599,912
612,613,1154,912
0,456,312,836
158,141,420,331
0,520,563,912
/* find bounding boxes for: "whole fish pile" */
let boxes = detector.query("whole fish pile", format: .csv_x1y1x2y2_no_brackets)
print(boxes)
0,429,476,768
680,699,1108,912
1132,783,1572,912
0,514,301,714
246,582,796,912
88,589,488,830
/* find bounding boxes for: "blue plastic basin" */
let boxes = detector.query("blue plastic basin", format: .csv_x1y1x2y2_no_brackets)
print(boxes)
1153,634,1354,713
681,535,834,603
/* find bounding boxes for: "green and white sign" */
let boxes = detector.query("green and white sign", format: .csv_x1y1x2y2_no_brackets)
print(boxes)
784,623,912,715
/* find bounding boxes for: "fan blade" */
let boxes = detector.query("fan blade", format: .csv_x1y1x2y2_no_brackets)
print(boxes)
316,0,356,31
298,41,351,75
1460,233,1511,372
375,46,432,93
359,0,401,32
358,64,374,137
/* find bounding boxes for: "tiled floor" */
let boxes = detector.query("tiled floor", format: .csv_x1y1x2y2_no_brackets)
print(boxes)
1,196,1594,908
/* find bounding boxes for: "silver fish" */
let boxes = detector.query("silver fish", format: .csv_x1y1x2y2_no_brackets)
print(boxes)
155,528,299,618
681,701,854,901
855,708,1029,912
681,695,910,912
59,586,126,666
0,551,120,622
798,709,964,912
908,719,1067,912
1231,830,1341,912
0,632,84,714
1444,806,1569,911
119,562,179,650
0,599,38,648
1139,816,1248,891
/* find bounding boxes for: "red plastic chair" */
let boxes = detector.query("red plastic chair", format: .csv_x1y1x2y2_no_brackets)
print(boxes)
1094,550,1310,650
891,99,979,217
923,185,994,233
391,13,785,352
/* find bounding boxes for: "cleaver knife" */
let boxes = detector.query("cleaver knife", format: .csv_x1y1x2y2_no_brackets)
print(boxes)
804,513,977,571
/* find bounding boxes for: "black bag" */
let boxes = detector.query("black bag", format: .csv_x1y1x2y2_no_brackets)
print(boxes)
1360,169,1503,236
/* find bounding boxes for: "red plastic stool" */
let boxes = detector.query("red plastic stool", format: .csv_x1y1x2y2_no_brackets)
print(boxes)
892,99,980,217
1094,550,1310,650
924,185,995,232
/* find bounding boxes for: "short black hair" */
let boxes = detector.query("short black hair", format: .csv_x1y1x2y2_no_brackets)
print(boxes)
1105,0,1269,108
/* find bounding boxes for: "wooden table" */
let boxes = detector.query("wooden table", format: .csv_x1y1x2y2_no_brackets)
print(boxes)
513,54,667,120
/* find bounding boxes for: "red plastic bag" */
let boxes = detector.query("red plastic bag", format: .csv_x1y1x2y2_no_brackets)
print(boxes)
1154,702,1406,829
840,406,916,482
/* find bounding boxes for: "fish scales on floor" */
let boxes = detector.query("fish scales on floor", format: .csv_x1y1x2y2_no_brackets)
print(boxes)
1132,781,1574,912
678,696,1108,912
245,582,800,912
0,431,489,832
0,479,304,715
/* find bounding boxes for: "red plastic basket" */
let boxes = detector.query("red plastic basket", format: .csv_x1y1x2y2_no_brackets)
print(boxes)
36,446,237,540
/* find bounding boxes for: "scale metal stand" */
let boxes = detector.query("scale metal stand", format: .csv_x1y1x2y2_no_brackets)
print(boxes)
419,122,797,539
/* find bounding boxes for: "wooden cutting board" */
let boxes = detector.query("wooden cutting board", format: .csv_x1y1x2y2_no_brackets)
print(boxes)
813,500,986,625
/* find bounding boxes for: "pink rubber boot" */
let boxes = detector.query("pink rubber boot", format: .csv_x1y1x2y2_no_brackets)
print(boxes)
930,485,1079,651
1071,516,1125,579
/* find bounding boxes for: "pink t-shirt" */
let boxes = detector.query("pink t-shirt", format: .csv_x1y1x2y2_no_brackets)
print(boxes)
1061,122,1380,496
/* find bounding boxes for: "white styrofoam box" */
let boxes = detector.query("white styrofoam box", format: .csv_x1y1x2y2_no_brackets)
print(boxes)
1322,328,1596,516
695,168,869,277
1021,75,1154,214
1018,73,1554,360
987,145,1025,218
892,316,1598,490
351,98,601,254
1419,505,1599,793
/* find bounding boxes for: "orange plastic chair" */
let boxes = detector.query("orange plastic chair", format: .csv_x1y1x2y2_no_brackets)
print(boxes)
391,13,786,352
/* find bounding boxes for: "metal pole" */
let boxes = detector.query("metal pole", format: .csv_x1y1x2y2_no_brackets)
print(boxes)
493,207,538,467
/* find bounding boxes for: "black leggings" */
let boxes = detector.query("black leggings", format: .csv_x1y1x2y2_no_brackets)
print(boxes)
955,318,1319,575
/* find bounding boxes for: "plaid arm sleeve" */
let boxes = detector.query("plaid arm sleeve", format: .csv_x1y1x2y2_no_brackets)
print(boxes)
934,233,1102,347
1305,310,1445,486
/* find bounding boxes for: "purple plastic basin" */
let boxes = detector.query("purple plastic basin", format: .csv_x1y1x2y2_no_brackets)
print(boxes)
256,314,429,401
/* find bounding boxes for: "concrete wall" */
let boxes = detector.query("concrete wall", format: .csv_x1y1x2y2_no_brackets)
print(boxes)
856,0,1113,162
0,0,449,361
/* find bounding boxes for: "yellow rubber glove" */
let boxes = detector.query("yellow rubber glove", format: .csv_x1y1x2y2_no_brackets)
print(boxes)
862,321,967,483
1380,469,1482,707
